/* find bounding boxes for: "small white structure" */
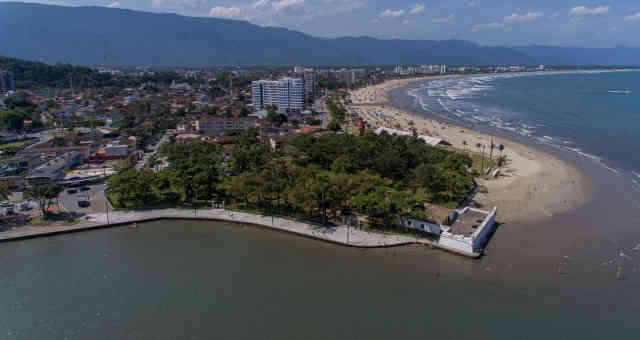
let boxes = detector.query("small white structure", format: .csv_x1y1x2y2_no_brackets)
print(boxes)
374,127,442,146
400,216,441,235
438,207,498,255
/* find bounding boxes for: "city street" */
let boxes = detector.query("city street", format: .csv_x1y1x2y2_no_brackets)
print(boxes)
58,183,111,215
136,132,170,170
314,94,328,128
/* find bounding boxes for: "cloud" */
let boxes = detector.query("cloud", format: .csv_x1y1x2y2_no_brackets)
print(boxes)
625,12,640,21
319,0,365,14
107,1,119,7
569,6,610,17
272,0,305,12
402,19,415,25
410,4,425,15
432,14,454,24
503,11,543,24
152,0,207,9
472,11,542,32
472,21,505,32
209,6,243,19
252,0,270,9
379,9,404,19
468,0,478,8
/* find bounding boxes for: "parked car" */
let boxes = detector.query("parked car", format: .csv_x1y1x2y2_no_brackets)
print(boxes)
77,199,90,208
67,189,78,194
80,186,91,191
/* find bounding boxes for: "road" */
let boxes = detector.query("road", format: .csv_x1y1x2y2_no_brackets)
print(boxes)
314,94,328,129
135,132,170,170
58,183,110,215
24,129,54,149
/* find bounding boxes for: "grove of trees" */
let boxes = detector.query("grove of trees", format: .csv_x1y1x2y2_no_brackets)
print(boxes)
107,131,475,230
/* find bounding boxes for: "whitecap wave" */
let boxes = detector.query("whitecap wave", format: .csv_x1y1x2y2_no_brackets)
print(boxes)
405,70,637,180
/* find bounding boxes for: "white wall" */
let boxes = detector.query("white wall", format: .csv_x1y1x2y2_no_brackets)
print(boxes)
472,207,498,251
439,232,474,253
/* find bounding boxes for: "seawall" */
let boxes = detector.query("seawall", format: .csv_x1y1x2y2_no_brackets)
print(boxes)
0,209,482,258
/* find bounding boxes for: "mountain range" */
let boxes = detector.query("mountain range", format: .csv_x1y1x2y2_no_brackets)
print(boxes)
1,2,639,67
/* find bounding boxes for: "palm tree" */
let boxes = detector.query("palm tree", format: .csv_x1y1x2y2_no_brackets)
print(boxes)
476,142,484,172
482,144,487,172
489,140,496,160
497,155,508,169
462,140,468,153
499,144,505,157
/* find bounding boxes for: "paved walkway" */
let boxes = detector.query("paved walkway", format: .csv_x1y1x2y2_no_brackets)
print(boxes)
0,208,479,257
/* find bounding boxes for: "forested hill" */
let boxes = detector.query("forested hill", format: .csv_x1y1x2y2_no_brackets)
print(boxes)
1,2,533,66
0,55,188,89
2,2,639,67
0,55,113,88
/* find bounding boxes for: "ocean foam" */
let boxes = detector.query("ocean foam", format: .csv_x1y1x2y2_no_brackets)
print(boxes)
406,71,637,180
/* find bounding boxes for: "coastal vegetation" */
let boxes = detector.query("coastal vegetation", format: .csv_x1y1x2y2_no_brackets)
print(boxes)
107,131,475,229
0,55,188,89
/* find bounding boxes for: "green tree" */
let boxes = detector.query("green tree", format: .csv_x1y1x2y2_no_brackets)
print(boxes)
25,184,63,219
0,110,25,132
327,119,341,132
0,186,11,201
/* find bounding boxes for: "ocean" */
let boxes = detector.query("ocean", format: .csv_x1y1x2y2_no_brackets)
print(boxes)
2,71,640,339
398,70,640,190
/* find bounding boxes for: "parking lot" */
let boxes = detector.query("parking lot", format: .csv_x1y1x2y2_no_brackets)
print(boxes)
59,183,110,215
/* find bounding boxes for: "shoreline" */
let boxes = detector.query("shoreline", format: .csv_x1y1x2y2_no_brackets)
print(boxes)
349,75,595,223
0,209,482,258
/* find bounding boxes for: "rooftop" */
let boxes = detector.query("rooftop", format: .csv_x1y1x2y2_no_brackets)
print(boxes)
449,209,489,237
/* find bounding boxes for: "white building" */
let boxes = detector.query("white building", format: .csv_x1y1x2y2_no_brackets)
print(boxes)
252,77,305,113
101,141,131,156
303,72,317,96
195,117,258,134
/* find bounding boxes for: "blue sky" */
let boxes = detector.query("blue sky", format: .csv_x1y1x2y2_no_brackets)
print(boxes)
8,0,640,47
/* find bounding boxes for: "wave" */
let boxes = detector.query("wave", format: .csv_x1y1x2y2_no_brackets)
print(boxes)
405,70,640,180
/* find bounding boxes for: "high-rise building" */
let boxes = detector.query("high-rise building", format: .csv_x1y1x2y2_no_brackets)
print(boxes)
303,72,317,96
335,69,356,86
252,80,279,110
252,77,305,113
290,71,317,96
0,70,16,93
278,77,305,112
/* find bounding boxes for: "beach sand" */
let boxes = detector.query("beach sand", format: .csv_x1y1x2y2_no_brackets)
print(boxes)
348,77,594,223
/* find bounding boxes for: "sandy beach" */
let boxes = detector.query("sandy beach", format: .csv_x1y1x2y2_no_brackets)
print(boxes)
348,77,594,223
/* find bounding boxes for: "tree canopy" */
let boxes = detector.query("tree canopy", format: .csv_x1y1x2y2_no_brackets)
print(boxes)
106,132,475,231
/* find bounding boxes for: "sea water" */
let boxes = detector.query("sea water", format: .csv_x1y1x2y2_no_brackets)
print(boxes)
403,70,640,188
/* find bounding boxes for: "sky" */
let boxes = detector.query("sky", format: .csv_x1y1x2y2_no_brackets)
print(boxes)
6,0,640,47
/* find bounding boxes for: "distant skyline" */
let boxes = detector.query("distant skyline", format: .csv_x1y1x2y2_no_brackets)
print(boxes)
3,0,640,47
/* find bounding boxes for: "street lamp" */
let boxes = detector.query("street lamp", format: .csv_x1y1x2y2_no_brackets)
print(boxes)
105,199,110,224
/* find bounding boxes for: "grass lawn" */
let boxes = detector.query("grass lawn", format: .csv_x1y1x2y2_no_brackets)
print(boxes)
62,219,81,226
0,140,29,150
28,216,48,226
